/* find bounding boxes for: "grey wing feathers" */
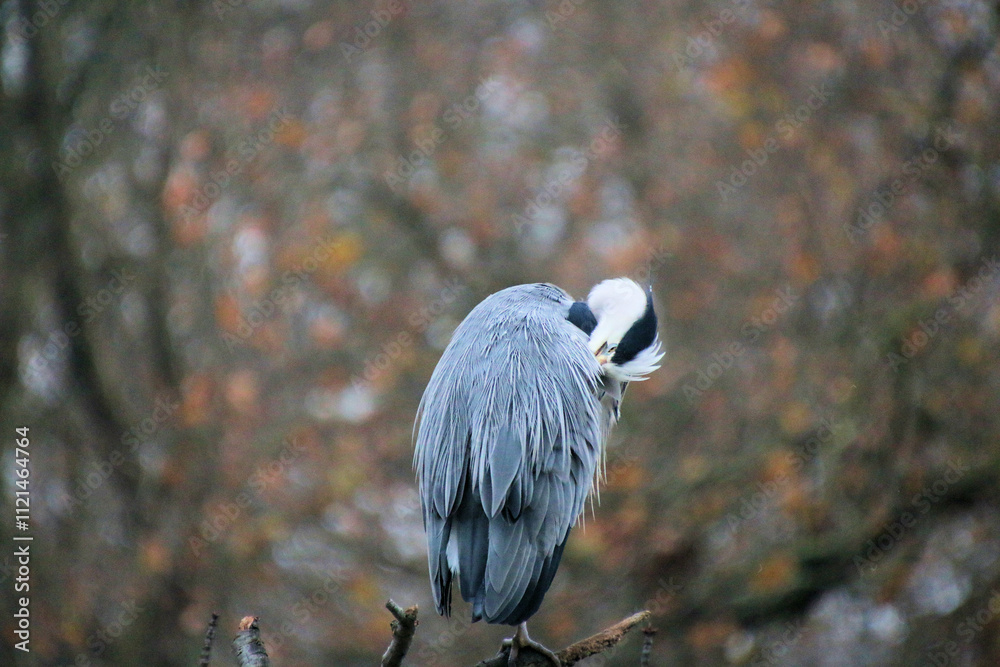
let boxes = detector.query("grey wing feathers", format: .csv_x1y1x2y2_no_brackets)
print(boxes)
414,283,605,624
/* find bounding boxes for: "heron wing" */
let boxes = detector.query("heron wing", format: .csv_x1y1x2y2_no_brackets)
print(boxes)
415,283,606,624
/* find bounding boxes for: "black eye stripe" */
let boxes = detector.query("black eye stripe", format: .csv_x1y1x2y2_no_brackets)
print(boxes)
567,301,597,335
611,291,657,365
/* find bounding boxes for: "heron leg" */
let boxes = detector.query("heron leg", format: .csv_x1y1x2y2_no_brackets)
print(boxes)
504,622,561,666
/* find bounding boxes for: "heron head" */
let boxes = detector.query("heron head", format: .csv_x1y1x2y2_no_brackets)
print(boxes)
585,278,664,382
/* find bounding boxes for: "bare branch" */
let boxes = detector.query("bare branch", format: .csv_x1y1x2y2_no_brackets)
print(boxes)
229,604,647,666
233,616,271,667
199,613,219,667
558,610,651,666
382,599,419,667
475,610,653,667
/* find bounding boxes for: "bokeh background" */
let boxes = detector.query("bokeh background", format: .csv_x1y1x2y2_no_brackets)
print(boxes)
2,0,1000,665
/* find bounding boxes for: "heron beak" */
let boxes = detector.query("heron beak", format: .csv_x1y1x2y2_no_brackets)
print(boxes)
594,342,613,366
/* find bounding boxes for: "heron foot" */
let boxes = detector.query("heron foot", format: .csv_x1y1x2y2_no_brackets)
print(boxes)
504,622,561,666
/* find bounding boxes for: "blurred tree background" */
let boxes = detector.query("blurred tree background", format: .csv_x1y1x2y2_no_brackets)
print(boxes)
2,0,1000,665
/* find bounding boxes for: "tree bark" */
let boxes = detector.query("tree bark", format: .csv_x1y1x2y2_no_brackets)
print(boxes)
382,599,420,667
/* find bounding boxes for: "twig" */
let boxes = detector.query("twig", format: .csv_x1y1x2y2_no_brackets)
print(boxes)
382,599,419,667
640,625,656,666
199,613,219,667
475,610,652,667
233,616,270,667
559,611,651,666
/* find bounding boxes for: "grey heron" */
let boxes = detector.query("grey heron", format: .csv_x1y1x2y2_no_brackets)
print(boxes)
414,278,663,665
